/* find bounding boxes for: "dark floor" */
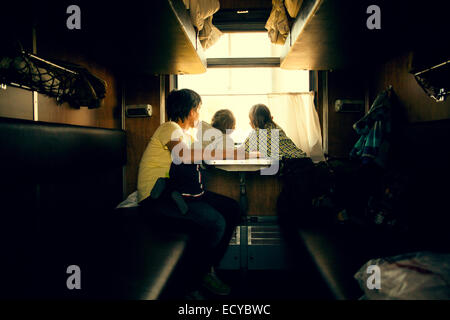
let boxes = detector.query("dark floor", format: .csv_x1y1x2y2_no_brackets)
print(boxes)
208,268,333,300
161,237,334,300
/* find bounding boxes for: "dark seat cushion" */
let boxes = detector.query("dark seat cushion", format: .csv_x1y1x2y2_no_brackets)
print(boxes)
101,212,190,300
0,117,190,299
3,208,189,300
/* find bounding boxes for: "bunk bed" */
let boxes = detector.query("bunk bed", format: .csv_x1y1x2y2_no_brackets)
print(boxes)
279,0,448,71
19,0,209,76
121,0,208,75
98,0,208,75
279,0,370,70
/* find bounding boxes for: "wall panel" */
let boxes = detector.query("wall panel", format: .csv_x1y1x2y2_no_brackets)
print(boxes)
124,75,162,197
37,32,121,129
326,70,366,158
203,168,281,216
369,51,450,123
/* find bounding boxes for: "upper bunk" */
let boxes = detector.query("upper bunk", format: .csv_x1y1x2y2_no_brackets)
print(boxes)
279,0,449,71
110,0,207,75
2,0,447,76
1,0,207,76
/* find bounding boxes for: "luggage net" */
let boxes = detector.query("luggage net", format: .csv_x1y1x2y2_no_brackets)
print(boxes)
0,42,106,108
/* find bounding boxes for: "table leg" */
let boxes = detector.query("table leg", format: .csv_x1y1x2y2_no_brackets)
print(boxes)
238,172,249,271
239,172,248,217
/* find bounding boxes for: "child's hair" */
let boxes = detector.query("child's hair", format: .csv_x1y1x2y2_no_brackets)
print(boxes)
166,89,202,122
211,109,236,134
249,104,275,129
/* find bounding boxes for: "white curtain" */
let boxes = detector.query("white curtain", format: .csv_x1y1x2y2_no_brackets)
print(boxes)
267,92,325,162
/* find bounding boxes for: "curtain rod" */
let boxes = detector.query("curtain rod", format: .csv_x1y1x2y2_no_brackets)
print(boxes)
199,91,314,97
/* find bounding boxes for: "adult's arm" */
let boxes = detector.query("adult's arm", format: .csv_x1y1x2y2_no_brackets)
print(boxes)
166,139,249,163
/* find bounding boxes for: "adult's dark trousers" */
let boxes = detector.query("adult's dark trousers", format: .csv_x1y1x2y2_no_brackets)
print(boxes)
139,191,241,291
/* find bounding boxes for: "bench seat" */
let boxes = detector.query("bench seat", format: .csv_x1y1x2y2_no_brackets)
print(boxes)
294,119,450,300
0,117,189,299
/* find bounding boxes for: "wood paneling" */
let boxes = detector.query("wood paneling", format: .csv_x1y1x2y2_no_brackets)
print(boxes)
326,69,366,158
0,51,121,129
106,0,206,75
36,35,121,129
203,168,281,216
280,0,371,70
323,51,450,160
369,51,450,123
37,67,120,129
246,172,281,216
0,4,121,129
124,75,162,197
280,0,448,71
203,168,241,202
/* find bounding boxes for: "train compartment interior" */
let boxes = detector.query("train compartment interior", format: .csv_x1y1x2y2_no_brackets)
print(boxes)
1,0,449,301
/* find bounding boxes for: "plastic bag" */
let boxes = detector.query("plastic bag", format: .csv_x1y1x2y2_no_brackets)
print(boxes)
354,251,450,300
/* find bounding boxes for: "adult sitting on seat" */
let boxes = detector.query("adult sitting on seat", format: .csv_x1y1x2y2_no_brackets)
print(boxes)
137,89,244,298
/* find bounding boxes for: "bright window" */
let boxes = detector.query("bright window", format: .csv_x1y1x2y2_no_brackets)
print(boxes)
205,32,282,58
178,33,310,144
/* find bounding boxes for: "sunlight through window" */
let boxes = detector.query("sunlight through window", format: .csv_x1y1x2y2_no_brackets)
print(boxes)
178,33,310,144
205,32,282,58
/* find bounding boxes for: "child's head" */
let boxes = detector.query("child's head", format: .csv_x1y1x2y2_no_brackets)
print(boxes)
211,109,236,134
167,89,202,127
249,104,274,129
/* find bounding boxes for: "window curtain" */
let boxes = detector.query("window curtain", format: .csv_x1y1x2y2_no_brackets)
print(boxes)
267,92,325,162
